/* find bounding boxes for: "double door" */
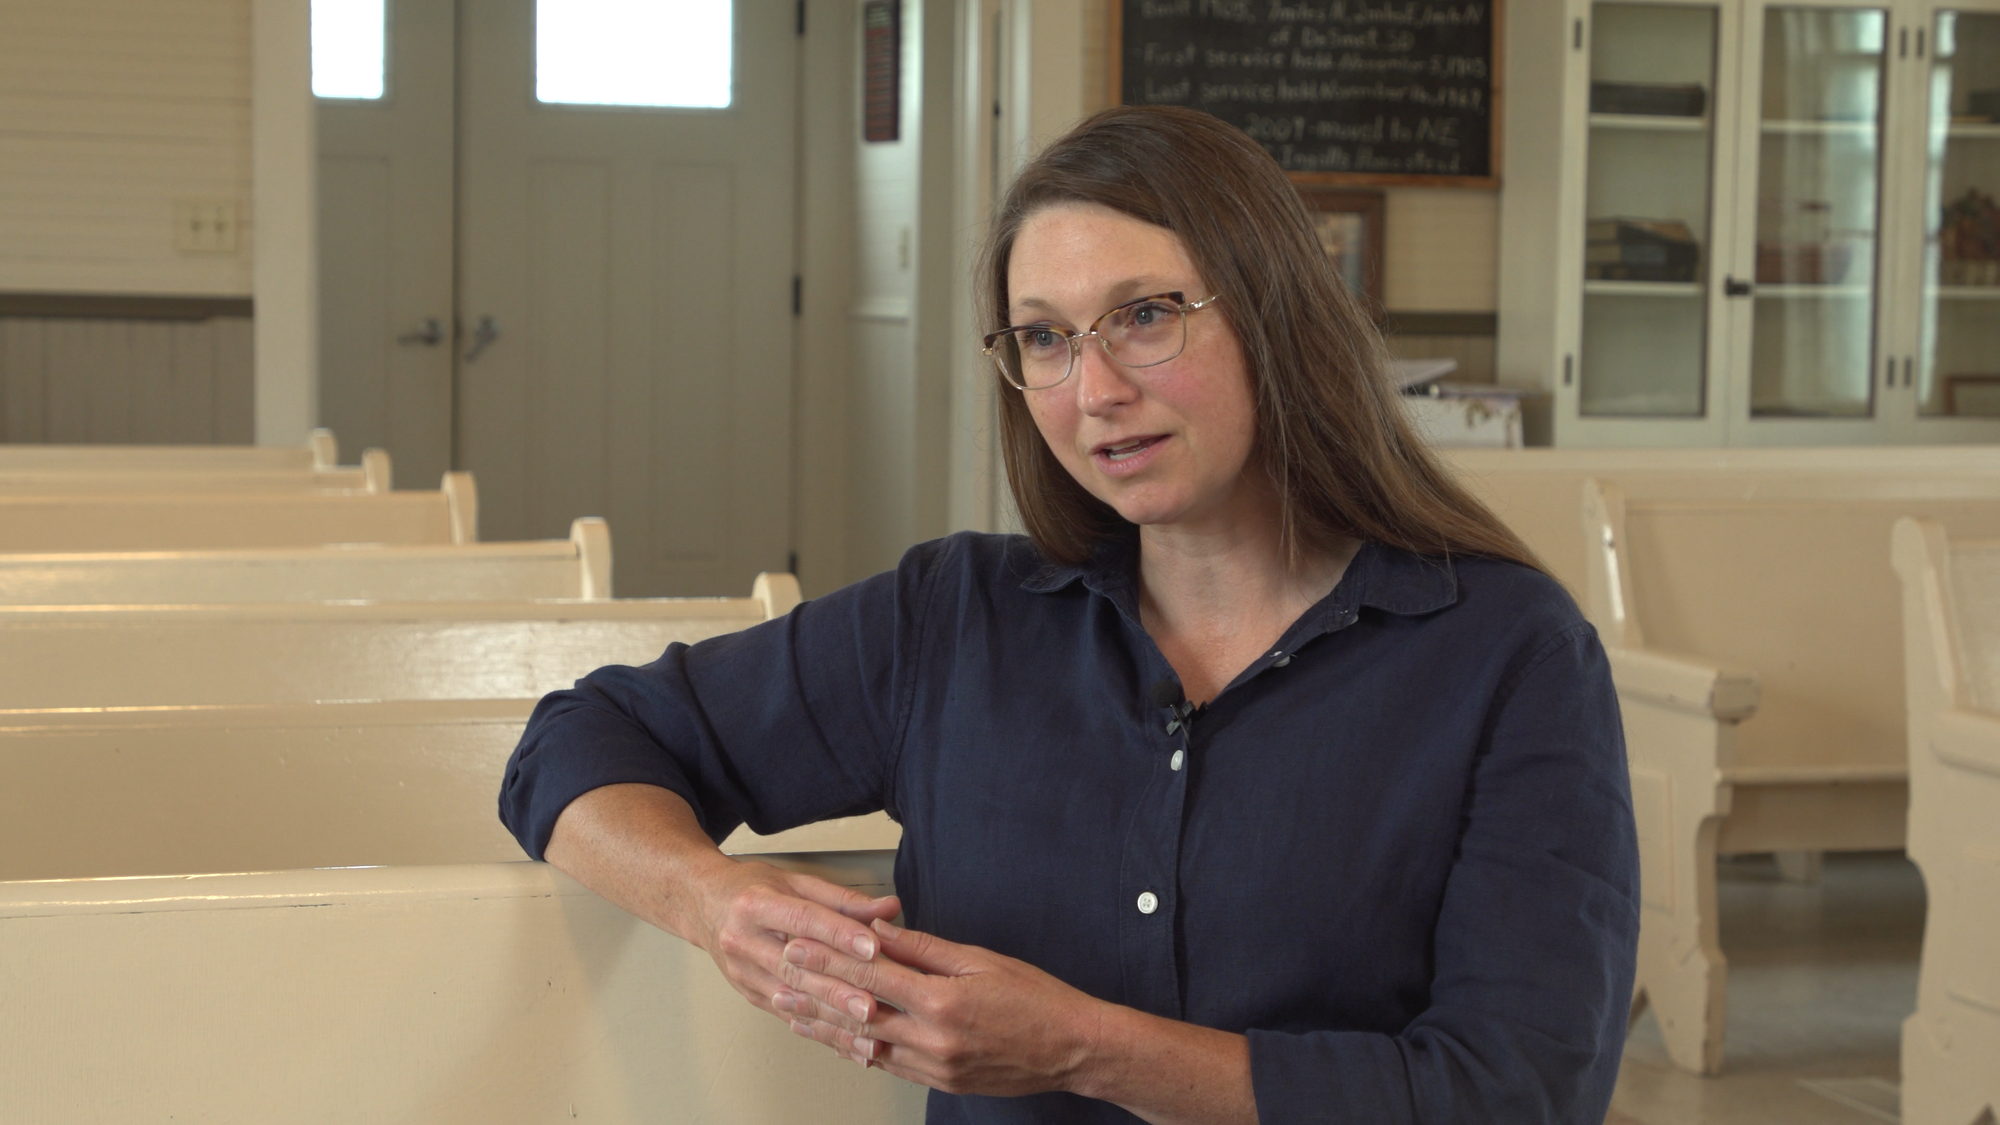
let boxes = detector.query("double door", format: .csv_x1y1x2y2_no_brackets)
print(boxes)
317,0,799,595
1554,0,2000,445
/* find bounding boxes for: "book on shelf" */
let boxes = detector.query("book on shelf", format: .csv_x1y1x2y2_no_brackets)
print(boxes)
1585,217,1701,282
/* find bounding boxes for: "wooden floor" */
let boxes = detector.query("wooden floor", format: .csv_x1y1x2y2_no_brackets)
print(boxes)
1611,851,1924,1124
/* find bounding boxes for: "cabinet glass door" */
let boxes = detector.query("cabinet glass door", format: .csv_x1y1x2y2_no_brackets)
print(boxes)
1581,3,1722,417
1747,6,1888,418
1917,10,2000,417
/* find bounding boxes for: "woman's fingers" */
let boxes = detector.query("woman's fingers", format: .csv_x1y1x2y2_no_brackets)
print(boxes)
786,876,901,925
780,933,936,1015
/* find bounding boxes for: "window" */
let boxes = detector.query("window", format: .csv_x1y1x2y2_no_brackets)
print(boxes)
536,0,733,109
311,0,387,100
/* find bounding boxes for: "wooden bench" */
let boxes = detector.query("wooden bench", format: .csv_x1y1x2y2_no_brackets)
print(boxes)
1583,482,2000,1074
1446,447,2000,597
0,426,341,472
1893,519,2000,1125
0,517,611,604
0,859,921,1122
0,698,901,883
0,470,477,552
0,573,802,709
0,446,390,495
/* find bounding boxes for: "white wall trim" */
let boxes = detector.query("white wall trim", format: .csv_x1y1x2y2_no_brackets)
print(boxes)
251,0,319,445
850,297,914,323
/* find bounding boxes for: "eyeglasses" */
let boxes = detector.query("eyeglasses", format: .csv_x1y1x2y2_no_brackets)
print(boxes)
982,292,1223,391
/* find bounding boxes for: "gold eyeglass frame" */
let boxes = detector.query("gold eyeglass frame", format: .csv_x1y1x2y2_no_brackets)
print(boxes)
981,292,1223,391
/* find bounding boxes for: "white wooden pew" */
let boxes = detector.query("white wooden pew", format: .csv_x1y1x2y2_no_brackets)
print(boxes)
0,697,902,883
0,426,340,472
0,517,611,604
0,858,923,1123
1583,483,2000,1075
1893,519,2000,1125
0,574,802,709
0,469,477,552
1447,447,2000,597
0,446,390,495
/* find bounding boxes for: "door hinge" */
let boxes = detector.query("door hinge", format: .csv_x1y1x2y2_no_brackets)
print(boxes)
792,275,802,316
1573,18,1584,49
1563,354,1574,387
797,0,806,35
788,550,799,575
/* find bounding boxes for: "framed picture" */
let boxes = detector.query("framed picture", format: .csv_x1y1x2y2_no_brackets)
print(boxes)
1297,188,1385,319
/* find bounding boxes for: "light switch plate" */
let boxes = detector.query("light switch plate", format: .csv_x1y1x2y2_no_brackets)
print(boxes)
174,199,240,254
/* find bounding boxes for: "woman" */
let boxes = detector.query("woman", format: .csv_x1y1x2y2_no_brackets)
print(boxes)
501,105,1637,1125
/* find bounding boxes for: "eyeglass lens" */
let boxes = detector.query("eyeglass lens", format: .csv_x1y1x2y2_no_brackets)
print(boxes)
999,298,1188,389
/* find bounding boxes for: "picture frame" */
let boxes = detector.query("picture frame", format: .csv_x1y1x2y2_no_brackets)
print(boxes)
1296,188,1386,319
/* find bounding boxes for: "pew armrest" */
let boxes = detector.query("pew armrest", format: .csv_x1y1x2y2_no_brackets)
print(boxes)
1933,708,2000,777
1608,645,1760,721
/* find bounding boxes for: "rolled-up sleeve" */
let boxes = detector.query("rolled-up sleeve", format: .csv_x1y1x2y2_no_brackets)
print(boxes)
498,539,944,860
1246,624,1640,1125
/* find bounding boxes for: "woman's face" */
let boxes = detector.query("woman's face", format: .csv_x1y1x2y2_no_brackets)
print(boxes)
1008,203,1264,534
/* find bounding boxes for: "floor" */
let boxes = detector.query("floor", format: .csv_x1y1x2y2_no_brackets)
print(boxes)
1610,851,1927,1125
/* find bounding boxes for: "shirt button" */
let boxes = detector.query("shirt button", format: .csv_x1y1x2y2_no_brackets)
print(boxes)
1136,891,1159,915
1273,653,1292,667
1170,749,1185,771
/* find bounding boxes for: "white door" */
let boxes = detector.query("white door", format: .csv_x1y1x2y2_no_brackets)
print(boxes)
316,0,457,488
455,1,800,596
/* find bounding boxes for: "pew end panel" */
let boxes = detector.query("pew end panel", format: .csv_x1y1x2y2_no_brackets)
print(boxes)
0,860,923,1123
1893,519,2000,1125
754,571,803,619
572,517,612,600
361,447,392,492
309,426,338,469
444,471,478,543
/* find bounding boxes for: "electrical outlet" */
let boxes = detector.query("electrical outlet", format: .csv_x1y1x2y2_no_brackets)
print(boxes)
174,199,239,254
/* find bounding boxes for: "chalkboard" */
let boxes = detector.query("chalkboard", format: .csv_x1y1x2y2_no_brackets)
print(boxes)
1112,0,1501,187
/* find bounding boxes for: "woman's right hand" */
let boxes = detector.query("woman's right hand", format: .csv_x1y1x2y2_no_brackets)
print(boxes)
543,783,900,1027
687,856,902,1023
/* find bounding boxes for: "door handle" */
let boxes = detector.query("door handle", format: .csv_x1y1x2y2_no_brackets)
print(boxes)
397,318,444,346
1723,276,1753,297
464,315,500,362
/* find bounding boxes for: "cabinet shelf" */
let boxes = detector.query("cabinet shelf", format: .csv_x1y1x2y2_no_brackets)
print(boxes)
1590,113,1710,132
1583,280,1705,297
1936,286,2000,300
1945,123,2000,140
1761,118,1876,136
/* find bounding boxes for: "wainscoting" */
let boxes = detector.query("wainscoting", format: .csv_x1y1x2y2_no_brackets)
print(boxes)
0,296,252,444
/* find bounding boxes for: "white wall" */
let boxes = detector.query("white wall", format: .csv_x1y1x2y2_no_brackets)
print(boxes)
0,0,254,298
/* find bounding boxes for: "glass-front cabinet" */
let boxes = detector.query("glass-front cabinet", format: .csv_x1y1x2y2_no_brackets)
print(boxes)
1534,0,2000,444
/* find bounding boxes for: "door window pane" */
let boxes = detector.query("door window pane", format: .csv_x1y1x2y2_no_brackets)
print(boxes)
537,0,732,109
311,0,386,100
1918,11,2000,416
1580,3,1720,417
1748,7,1885,418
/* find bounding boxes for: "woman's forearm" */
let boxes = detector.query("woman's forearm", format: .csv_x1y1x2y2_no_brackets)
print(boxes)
1073,1004,1260,1125
543,782,736,943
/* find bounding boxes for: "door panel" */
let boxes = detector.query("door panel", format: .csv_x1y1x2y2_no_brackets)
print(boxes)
316,0,456,487
457,0,796,596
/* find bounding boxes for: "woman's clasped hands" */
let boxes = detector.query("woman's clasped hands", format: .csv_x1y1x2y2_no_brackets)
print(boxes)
771,911,1107,1098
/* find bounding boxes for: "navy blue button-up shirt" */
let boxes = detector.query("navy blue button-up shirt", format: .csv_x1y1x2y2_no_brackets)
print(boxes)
501,532,1639,1125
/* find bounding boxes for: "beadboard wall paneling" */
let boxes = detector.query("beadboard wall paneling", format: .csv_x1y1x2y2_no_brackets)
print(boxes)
0,317,253,444
0,0,254,296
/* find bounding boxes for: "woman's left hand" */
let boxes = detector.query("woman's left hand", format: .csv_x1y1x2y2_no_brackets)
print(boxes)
772,916,1105,1098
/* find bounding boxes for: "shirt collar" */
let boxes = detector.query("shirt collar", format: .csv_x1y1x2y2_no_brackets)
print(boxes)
1019,536,1461,620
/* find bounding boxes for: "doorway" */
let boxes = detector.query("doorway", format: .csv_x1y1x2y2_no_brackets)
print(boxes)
316,0,799,597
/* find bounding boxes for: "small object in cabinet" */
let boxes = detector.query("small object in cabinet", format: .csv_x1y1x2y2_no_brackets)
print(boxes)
1968,90,2000,121
1944,374,2000,417
1755,242,1854,285
1589,82,1708,117
1585,217,1700,282
1940,188,2000,287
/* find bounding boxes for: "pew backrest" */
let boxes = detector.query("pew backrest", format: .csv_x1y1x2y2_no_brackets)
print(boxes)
1584,483,2000,773
0,689,895,884
0,447,390,495
0,517,610,605
0,470,476,552
0,427,339,472
1448,447,2000,596
0,578,798,709
0,859,922,1124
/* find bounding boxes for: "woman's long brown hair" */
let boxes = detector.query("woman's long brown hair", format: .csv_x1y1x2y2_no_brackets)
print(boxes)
983,105,1543,574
